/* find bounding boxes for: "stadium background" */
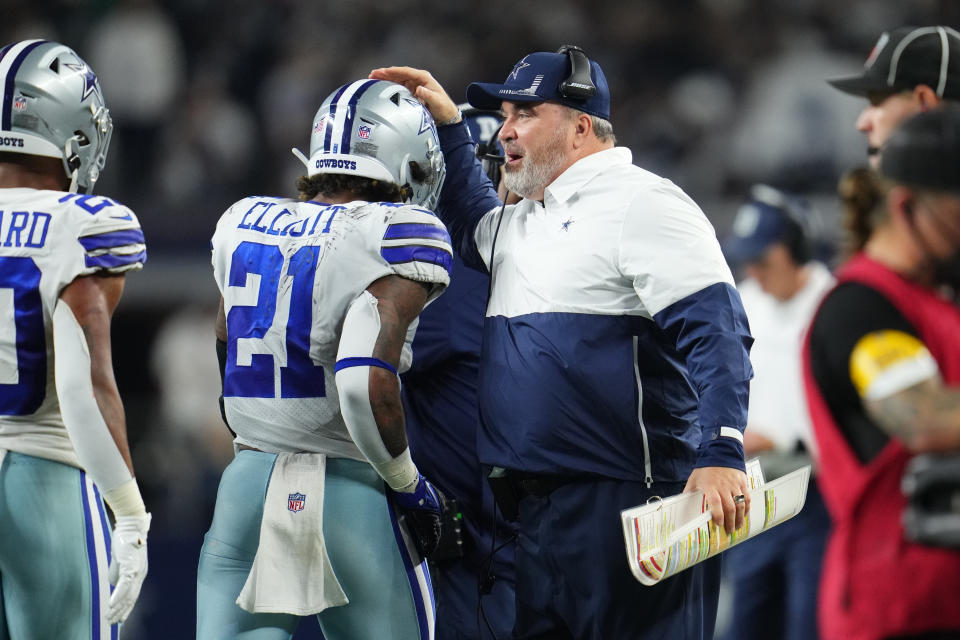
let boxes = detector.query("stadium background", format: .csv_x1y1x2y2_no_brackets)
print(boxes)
3,1,959,637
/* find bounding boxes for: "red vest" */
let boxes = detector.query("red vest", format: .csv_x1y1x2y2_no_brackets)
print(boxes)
803,253,960,640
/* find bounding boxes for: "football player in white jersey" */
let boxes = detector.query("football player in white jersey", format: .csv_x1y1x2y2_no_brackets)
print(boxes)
197,79,452,640
0,40,151,639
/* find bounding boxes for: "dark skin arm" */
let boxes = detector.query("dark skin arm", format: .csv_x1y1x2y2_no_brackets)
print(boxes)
365,275,430,456
59,274,135,475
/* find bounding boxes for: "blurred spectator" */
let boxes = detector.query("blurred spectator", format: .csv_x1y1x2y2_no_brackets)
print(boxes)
827,25,960,169
804,105,960,640
721,184,835,640
144,305,233,534
85,0,185,188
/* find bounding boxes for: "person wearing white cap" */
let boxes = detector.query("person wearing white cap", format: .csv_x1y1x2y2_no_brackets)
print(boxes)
828,25,960,167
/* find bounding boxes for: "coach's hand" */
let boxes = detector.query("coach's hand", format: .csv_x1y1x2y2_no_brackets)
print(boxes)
369,67,461,124
107,513,151,624
389,474,445,557
684,467,750,534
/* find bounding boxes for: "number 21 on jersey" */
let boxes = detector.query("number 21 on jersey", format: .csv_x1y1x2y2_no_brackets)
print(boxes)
224,241,326,399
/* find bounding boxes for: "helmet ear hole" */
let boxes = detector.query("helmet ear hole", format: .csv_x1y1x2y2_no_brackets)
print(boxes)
408,160,427,183
390,92,401,106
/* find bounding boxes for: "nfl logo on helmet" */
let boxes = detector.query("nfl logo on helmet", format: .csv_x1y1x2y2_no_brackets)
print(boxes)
288,492,306,513
357,125,371,139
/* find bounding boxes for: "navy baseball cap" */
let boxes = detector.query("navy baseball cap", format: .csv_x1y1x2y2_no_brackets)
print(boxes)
466,50,611,120
880,104,960,194
724,185,805,264
828,26,960,99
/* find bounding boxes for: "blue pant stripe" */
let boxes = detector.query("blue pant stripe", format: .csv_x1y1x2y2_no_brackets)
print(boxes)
79,471,102,640
92,485,117,640
387,498,433,640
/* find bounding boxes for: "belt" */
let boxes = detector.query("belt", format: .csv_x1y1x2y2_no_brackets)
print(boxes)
512,473,579,499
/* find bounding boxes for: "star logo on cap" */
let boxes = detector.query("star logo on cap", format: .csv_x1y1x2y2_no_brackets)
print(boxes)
510,58,530,81
63,61,101,102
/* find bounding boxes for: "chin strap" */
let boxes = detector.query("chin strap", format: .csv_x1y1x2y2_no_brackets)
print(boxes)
64,136,82,193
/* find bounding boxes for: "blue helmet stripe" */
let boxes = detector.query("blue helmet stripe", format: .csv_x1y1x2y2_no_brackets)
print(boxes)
2,40,45,131
339,79,377,154
323,83,351,153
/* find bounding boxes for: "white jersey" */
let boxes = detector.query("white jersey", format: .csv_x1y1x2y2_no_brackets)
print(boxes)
0,188,146,467
211,196,451,457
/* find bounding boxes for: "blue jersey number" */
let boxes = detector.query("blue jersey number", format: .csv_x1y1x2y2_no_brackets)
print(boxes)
224,241,326,398
0,257,46,415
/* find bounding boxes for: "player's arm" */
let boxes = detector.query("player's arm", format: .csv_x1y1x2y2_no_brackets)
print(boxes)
335,274,446,556
54,274,150,624
214,296,234,435
56,274,135,483
335,274,430,488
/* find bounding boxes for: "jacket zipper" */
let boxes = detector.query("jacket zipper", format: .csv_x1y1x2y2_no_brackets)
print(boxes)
633,336,653,487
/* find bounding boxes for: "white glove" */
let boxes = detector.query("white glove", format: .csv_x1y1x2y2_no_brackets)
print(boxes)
107,513,151,625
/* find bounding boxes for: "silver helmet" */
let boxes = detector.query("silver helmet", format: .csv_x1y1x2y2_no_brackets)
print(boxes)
0,40,113,193
293,79,445,210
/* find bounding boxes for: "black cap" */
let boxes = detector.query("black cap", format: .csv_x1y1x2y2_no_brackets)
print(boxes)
880,105,960,193
828,26,960,99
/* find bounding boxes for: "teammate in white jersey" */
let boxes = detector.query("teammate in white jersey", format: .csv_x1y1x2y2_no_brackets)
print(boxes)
0,40,150,639
197,79,452,640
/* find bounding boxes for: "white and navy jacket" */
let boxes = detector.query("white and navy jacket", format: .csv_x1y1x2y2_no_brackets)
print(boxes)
437,123,753,484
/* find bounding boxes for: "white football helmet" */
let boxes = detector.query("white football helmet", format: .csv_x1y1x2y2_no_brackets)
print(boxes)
293,80,445,210
0,40,113,193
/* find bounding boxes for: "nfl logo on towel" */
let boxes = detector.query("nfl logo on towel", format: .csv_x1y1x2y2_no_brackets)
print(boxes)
288,492,306,513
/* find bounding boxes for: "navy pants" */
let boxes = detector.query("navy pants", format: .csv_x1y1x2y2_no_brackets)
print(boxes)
513,478,721,640
721,478,830,640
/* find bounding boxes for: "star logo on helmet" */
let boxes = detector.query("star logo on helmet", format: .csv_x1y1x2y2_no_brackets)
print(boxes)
63,61,101,102
510,58,531,81
404,97,436,135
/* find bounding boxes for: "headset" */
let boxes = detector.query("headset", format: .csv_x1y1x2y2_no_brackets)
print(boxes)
556,44,597,99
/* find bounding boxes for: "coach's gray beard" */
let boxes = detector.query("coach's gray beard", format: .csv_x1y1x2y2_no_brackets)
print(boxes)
503,127,569,199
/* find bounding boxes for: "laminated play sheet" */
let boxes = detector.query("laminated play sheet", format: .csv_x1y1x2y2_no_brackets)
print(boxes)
621,459,810,585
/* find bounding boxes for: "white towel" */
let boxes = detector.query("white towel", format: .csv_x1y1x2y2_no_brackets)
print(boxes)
236,452,348,615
